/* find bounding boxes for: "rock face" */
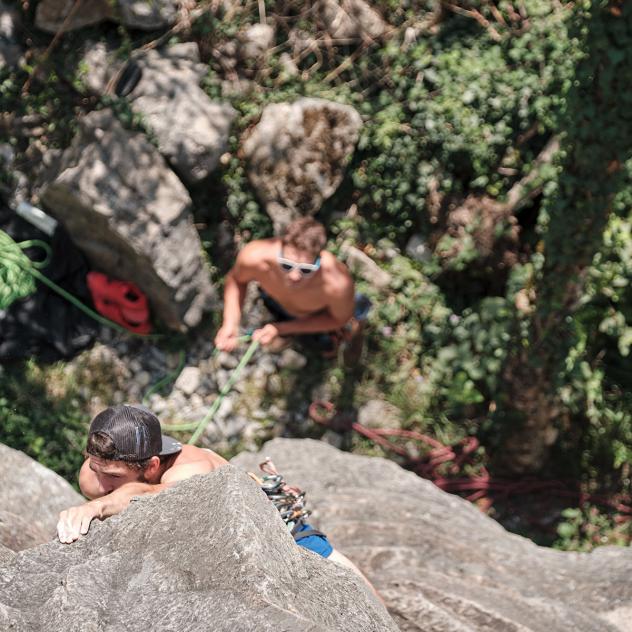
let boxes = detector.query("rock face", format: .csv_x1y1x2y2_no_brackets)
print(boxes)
342,243,392,289
128,44,236,184
0,465,396,632
242,98,362,232
41,109,216,331
233,439,632,632
238,23,275,63
0,2,22,69
0,444,83,552
317,0,387,40
35,0,176,33
80,43,235,184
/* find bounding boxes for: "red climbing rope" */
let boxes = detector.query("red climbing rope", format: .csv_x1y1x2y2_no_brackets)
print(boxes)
308,401,632,518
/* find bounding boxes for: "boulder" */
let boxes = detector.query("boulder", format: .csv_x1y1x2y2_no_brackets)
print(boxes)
35,0,111,33
0,2,23,69
117,0,177,30
233,439,632,632
128,44,236,184
35,0,176,33
0,465,395,632
79,43,236,184
342,244,391,289
357,399,402,429
317,0,387,41
0,443,83,552
40,109,216,331
242,98,362,232
238,23,275,63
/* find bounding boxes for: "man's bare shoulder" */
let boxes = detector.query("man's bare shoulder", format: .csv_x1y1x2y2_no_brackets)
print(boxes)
161,446,228,484
236,238,278,265
320,252,354,296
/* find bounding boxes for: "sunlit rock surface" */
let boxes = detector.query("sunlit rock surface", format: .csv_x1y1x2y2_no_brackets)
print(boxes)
0,443,82,552
0,465,395,632
233,438,632,632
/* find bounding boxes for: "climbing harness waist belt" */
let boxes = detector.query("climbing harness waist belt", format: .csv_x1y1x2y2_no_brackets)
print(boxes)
292,528,326,541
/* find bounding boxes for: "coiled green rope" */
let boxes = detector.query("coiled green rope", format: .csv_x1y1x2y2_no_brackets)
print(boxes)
0,229,157,337
0,231,51,309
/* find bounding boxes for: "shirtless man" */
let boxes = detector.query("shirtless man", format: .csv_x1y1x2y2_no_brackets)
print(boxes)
56,404,227,544
214,217,355,352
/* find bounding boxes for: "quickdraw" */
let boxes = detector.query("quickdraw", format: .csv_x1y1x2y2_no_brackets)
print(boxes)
249,457,311,535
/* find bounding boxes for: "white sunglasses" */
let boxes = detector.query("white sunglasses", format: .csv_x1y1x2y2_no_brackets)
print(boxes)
277,252,321,277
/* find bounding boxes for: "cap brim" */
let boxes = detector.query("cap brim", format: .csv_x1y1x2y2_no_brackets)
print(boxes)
159,434,183,456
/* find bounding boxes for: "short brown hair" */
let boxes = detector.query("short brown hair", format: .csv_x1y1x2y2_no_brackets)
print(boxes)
86,432,176,472
281,217,327,259
87,432,150,471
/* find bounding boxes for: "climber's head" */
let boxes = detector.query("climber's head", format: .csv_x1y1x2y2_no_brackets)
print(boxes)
85,405,181,492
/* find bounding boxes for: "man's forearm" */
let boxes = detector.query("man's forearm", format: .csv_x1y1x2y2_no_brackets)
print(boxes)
94,482,170,519
58,481,171,543
222,274,247,329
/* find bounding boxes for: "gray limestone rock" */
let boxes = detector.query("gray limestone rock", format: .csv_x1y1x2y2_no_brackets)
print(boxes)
77,41,116,94
242,97,362,232
0,2,22,69
0,465,395,632
128,44,236,184
277,347,308,370
79,43,236,184
35,0,176,33
117,0,177,30
317,0,387,41
35,0,111,33
342,244,392,289
40,109,216,331
0,443,83,551
174,365,202,396
233,438,632,632
0,544,14,564
357,399,402,429
405,233,432,263
238,23,275,62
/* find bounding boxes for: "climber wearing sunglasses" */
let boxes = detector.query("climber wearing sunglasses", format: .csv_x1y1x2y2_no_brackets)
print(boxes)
214,217,355,352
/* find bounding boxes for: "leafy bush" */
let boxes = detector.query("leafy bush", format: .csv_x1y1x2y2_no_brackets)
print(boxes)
0,362,88,487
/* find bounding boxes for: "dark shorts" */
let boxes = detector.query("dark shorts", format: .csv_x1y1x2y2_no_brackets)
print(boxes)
259,289,371,352
259,289,336,351
293,522,333,558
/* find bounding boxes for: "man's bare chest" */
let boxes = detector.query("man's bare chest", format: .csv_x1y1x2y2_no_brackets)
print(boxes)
258,278,329,317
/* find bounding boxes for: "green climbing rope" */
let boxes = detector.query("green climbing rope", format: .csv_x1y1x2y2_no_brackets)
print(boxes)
0,231,51,309
186,338,260,445
142,350,188,406
143,334,259,444
0,228,157,338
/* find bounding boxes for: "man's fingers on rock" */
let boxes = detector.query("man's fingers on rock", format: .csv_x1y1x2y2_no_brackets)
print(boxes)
80,516,92,535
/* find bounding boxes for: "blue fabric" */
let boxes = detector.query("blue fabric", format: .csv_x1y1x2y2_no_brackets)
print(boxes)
294,523,333,558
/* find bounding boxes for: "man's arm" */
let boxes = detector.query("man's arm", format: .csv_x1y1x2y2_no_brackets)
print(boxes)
214,244,259,351
59,453,226,544
57,481,172,544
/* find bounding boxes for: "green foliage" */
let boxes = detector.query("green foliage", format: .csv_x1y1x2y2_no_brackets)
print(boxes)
553,505,630,551
0,362,88,487
347,1,578,242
